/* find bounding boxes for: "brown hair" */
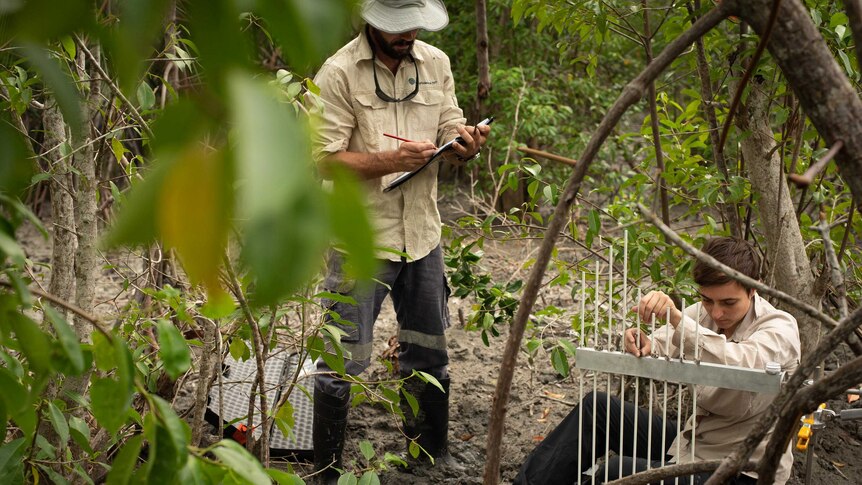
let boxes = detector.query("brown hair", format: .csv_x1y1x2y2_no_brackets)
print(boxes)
693,237,761,288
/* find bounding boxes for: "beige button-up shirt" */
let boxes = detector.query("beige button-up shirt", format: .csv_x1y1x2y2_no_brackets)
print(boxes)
311,31,466,262
652,293,801,484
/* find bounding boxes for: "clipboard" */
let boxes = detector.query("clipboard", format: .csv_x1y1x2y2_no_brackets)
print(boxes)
383,116,494,192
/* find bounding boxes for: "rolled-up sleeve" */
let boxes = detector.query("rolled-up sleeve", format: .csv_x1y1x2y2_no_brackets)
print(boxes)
310,63,355,161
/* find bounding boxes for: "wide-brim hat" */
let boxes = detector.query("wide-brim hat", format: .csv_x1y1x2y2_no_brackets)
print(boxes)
361,0,449,34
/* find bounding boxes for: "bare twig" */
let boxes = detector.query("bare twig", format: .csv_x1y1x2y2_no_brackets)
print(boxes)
817,215,849,319
74,35,154,139
223,255,270,465
481,5,734,483
0,280,113,340
642,0,671,229
788,140,844,188
610,459,758,485
517,146,577,166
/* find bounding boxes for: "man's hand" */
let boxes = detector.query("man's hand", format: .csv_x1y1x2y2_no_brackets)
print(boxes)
624,327,651,357
396,140,437,171
632,290,682,328
452,123,491,160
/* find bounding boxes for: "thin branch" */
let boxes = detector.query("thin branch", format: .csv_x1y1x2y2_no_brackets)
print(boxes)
718,0,783,152
517,146,578,166
609,459,758,485
788,140,844,188
0,280,113,340
642,0,671,229
837,198,856,264
638,203,838,329
74,36,154,139
481,5,735,483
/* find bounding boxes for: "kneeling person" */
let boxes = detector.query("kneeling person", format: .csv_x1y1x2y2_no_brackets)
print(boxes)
514,237,800,485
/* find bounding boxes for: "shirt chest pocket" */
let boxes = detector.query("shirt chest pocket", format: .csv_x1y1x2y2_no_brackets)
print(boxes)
352,93,389,152
405,89,444,143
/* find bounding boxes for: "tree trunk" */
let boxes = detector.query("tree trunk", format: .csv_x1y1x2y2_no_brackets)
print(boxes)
735,0,862,207
72,44,98,344
735,79,821,355
43,106,78,319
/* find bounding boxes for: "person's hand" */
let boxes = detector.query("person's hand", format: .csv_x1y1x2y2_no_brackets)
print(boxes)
632,290,682,327
452,123,491,160
396,140,437,171
624,327,651,357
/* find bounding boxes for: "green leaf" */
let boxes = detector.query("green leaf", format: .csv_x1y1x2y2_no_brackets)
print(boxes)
136,81,156,110
44,304,85,374
337,474,358,485
157,146,232,300
416,371,444,393
357,471,381,485
326,166,377,281
103,155,171,248
151,395,190,465
47,401,70,444
0,438,25,485
91,330,116,371
90,377,131,434
274,400,295,438
408,439,420,459
229,72,328,305
60,36,76,58
211,440,270,485
0,232,25,268
258,0,352,70
8,314,52,372
550,347,569,378
68,416,94,456
266,468,306,485
229,338,250,361
359,440,375,462
400,388,419,418
156,319,191,380
105,434,144,485
0,111,36,197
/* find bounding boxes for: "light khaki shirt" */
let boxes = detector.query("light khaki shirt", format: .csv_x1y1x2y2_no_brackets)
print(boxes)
652,293,801,484
311,31,466,262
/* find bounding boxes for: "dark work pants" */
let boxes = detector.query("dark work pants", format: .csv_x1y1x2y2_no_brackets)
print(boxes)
514,392,758,485
315,246,450,398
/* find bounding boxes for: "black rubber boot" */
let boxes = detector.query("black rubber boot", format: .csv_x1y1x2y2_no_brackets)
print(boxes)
313,388,349,485
401,376,464,475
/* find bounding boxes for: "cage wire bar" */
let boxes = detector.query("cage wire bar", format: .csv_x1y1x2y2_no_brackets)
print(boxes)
571,232,783,484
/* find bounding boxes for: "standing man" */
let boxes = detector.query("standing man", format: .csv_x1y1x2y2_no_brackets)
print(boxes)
515,237,801,484
309,1,491,482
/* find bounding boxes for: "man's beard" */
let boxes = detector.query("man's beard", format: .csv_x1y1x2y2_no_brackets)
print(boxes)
370,28,413,60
